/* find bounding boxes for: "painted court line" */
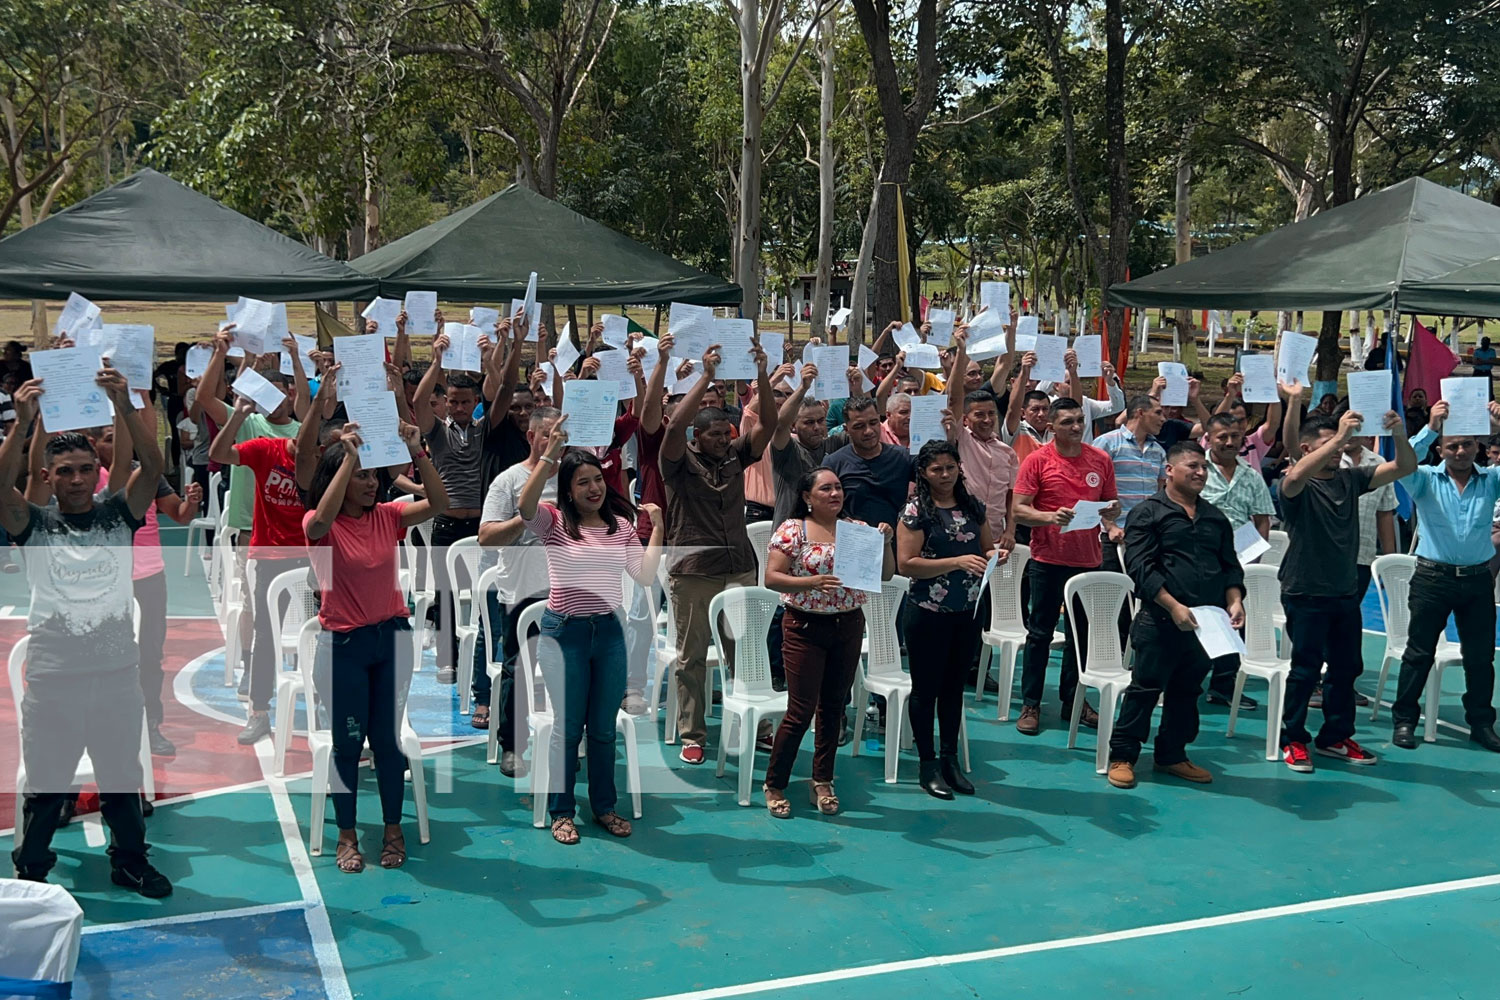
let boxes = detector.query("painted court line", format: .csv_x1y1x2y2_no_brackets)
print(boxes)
638,871,1500,1000
81,900,310,935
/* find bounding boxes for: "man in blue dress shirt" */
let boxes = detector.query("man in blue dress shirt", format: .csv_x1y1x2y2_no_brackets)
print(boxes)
1393,396,1500,751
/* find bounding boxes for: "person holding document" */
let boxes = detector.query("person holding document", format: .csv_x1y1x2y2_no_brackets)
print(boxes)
304,421,449,872
1012,397,1121,735
764,467,894,817
897,440,1003,800
1389,397,1500,752
1109,442,1244,789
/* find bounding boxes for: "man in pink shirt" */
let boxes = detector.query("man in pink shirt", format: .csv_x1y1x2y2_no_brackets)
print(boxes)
947,328,1019,548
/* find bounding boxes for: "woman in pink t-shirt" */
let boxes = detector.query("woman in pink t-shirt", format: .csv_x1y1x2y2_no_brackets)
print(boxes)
303,422,448,874
519,415,663,846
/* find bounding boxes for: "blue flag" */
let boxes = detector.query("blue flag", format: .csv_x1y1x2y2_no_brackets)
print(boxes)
1380,327,1412,517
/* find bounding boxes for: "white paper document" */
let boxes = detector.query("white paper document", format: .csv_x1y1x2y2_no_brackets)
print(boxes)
973,550,1002,618
344,390,410,470
1192,605,1246,659
1157,362,1189,407
1345,370,1392,435
440,322,487,373
403,291,438,337
1441,376,1491,436
1032,334,1069,383
600,314,630,348
560,378,619,448
1013,315,1039,353
758,332,786,369
362,296,403,336
908,395,947,452
231,368,288,417
229,298,274,355
829,306,852,329
925,307,955,348
521,272,539,342
509,298,542,343
97,324,155,391
1239,354,1278,403
553,323,581,377
856,343,878,392
965,310,1008,360
185,344,213,380
268,303,290,345
1234,521,1271,566
53,292,101,338
803,345,850,401
1073,334,1103,377
833,519,886,593
903,344,942,370
894,323,922,351
1276,330,1317,387
1060,499,1111,534
31,347,112,432
335,333,389,400
594,348,637,400
980,282,1010,327
671,359,705,397
469,306,500,332
281,334,319,377
712,318,759,381
668,302,716,360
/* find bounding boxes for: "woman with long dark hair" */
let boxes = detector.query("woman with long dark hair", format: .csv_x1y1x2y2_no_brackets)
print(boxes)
305,421,448,873
896,439,1004,799
762,467,894,818
518,416,664,845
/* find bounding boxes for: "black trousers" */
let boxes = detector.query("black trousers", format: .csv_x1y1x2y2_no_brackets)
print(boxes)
497,595,542,753
330,618,413,829
1392,563,1497,730
430,515,480,670
745,501,774,524
1021,560,1091,711
134,571,169,727
1110,615,1212,766
1281,594,1363,747
12,668,149,875
905,605,982,760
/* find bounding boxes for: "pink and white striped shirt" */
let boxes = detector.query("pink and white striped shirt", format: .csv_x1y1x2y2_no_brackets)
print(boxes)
522,501,643,616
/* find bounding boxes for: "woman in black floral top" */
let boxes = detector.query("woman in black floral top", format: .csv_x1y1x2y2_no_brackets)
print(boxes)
897,440,1007,800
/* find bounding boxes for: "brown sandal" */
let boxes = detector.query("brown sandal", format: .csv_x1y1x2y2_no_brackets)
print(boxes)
470,705,490,730
380,833,406,869
809,781,839,815
335,840,364,873
550,816,580,845
764,784,791,819
594,812,632,838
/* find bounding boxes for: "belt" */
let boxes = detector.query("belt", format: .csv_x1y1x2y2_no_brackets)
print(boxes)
1415,557,1490,578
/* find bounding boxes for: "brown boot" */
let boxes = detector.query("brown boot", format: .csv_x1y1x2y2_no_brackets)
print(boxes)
1017,705,1041,736
1107,761,1136,789
1154,759,1212,784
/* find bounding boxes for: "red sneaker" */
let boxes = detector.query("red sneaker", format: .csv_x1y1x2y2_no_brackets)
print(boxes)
1316,738,1377,765
1282,741,1315,773
679,744,706,765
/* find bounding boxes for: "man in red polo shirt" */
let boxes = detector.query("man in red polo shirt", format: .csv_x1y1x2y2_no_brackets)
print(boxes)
1013,397,1121,736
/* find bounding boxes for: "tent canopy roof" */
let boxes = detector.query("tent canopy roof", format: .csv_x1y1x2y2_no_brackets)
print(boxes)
352,184,741,306
1110,178,1500,315
0,169,378,301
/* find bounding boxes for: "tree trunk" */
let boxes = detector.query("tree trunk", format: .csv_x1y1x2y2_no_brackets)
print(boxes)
735,0,767,319
1174,130,1198,367
1100,0,1131,361
1314,120,1358,381
848,165,883,345
808,7,838,341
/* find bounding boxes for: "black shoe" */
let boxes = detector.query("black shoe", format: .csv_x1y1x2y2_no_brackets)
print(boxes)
148,725,176,758
1206,690,1259,711
1392,723,1418,750
1470,725,1500,753
140,793,154,818
111,858,173,898
15,867,47,883
837,713,851,747
919,760,953,800
499,750,529,778
236,711,271,745
59,795,77,827
940,754,975,795
436,666,457,684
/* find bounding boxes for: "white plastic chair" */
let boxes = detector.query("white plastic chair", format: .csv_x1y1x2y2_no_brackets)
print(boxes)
1370,554,1463,742
268,569,319,777
212,514,247,688
182,470,221,575
1262,530,1290,655
1225,565,1291,761
516,601,642,827
653,558,724,744
976,544,1030,719
852,577,969,782
9,633,155,851
402,520,436,656
746,520,775,588
308,620,429,854
1062,572,1134,775
708,587,788,806
446,537,483,714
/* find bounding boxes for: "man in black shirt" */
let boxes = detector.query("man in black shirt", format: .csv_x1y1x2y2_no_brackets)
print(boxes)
1111,442,1243,788
1277,409,1415,773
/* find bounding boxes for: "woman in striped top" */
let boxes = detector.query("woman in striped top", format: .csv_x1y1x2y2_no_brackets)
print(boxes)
519,415,664,844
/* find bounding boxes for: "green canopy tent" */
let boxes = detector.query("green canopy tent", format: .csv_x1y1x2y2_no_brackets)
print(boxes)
352,184,741,306
1110,178,1500,316
0,168,379,302
1405,255,1500,316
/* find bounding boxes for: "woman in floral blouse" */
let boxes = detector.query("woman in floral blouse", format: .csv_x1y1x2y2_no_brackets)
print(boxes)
897,439,1006,800
763,467,894,818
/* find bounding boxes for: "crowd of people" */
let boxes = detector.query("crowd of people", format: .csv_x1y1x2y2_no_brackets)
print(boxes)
7,306,1500,896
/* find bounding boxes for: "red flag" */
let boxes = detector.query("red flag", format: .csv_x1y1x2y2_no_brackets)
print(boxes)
1405,318,1459,404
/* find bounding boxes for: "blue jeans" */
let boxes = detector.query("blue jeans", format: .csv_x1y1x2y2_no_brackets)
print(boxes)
538,609,626,819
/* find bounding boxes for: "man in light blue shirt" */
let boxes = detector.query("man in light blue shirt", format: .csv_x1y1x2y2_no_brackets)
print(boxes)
1393,396,1500,752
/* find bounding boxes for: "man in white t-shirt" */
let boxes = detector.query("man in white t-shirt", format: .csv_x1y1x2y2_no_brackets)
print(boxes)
475,407,560,777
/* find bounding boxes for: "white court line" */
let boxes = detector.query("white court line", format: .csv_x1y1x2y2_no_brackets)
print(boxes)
81,899,309,935
638,871,1500,1000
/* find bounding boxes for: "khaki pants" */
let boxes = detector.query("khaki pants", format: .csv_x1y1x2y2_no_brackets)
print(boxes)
670,571,755,746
